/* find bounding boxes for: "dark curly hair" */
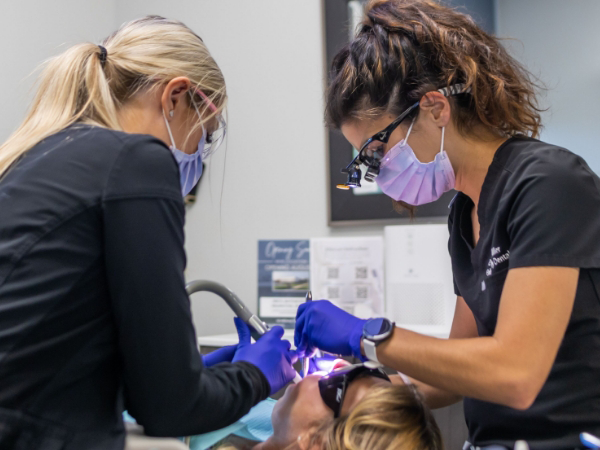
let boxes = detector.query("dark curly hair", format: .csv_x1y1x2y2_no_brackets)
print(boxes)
326,0,543,139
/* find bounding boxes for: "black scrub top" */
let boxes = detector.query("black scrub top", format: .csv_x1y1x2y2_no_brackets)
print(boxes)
449,136,600,449
0,124,269,450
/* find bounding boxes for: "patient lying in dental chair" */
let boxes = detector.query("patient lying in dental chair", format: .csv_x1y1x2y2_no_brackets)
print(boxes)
195,361,442,450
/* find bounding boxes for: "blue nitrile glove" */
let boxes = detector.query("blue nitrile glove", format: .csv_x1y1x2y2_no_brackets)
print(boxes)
203,318,253,367
203,345,237,367
294,300,367,359
232,323,297,395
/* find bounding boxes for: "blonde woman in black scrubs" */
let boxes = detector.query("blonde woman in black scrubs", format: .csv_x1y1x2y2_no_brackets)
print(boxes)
0,16,296,450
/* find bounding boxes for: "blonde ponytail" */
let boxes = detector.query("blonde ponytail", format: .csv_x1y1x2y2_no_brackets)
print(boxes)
0,15,226,177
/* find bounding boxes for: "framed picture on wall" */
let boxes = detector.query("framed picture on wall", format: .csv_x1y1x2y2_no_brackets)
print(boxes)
324,0,494,226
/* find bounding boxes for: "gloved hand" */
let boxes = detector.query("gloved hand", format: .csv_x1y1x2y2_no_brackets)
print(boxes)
295,300,367,359
203,345,237,367
202,318,250,367
233,323,297,395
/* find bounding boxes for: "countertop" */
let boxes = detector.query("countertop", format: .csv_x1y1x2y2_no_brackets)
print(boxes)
197,326,449,349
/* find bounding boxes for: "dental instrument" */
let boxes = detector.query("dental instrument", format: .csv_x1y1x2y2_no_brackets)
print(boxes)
186,280,302,384
301,291,312,377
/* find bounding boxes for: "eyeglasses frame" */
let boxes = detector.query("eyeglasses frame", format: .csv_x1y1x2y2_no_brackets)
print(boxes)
338,83,470,189
318,363,390,418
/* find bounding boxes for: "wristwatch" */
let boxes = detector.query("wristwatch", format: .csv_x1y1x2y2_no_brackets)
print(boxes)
362,318,395,363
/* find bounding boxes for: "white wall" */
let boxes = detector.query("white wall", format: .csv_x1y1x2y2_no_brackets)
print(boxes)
0,0,117,140
496,0,600,172
116,0,383,337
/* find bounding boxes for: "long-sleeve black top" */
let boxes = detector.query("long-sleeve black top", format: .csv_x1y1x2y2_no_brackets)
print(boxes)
0,124,269,450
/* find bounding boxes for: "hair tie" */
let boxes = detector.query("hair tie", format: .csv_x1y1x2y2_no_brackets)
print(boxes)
97,45,108,68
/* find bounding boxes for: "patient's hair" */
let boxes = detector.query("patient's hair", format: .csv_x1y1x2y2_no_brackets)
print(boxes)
216,384,442,450
306,384,443,450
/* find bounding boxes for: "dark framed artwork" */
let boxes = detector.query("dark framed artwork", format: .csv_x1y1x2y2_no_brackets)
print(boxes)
324,0,495,226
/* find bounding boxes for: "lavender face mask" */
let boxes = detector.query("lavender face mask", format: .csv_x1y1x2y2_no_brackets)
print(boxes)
375,119,455,205
162,105,206,197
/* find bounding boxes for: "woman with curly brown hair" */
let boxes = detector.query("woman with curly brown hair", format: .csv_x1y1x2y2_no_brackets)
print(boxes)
295,1,600,448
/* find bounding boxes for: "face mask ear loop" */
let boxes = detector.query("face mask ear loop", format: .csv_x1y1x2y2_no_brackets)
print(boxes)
440,126,445,154
162,109,177,150
404,117,416,145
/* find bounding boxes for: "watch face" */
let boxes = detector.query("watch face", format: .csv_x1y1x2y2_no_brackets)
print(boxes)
364,318,393,339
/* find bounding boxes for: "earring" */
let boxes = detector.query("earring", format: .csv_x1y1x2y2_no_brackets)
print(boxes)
169,110,174,118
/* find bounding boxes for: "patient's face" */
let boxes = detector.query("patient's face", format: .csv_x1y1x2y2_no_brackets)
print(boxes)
265,373,389,449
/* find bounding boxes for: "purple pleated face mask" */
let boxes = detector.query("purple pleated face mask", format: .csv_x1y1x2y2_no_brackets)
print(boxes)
375,119,455,205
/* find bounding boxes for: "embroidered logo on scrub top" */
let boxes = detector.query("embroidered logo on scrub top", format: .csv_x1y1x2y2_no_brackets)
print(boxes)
486,246,510,276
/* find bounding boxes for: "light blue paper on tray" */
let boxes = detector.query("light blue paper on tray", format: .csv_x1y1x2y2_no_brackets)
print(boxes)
188,398,276,450
123,411,187,443
188,421,246,449
234,397,277,442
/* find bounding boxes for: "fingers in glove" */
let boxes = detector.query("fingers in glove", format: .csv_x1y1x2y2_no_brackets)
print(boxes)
288,349,298,364
296,302,310,320
294,312,307,348
203,345,237,367
233,317,252,345
296,331,317,358
265,325,285,341
284,360,298,382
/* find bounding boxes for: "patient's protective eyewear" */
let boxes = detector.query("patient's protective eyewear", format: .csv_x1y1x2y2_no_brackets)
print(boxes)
318,363,390,418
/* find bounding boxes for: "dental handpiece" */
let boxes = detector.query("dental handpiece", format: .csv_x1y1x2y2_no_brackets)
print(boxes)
249,316,302,384
185,280,302,384
301,291,313,378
